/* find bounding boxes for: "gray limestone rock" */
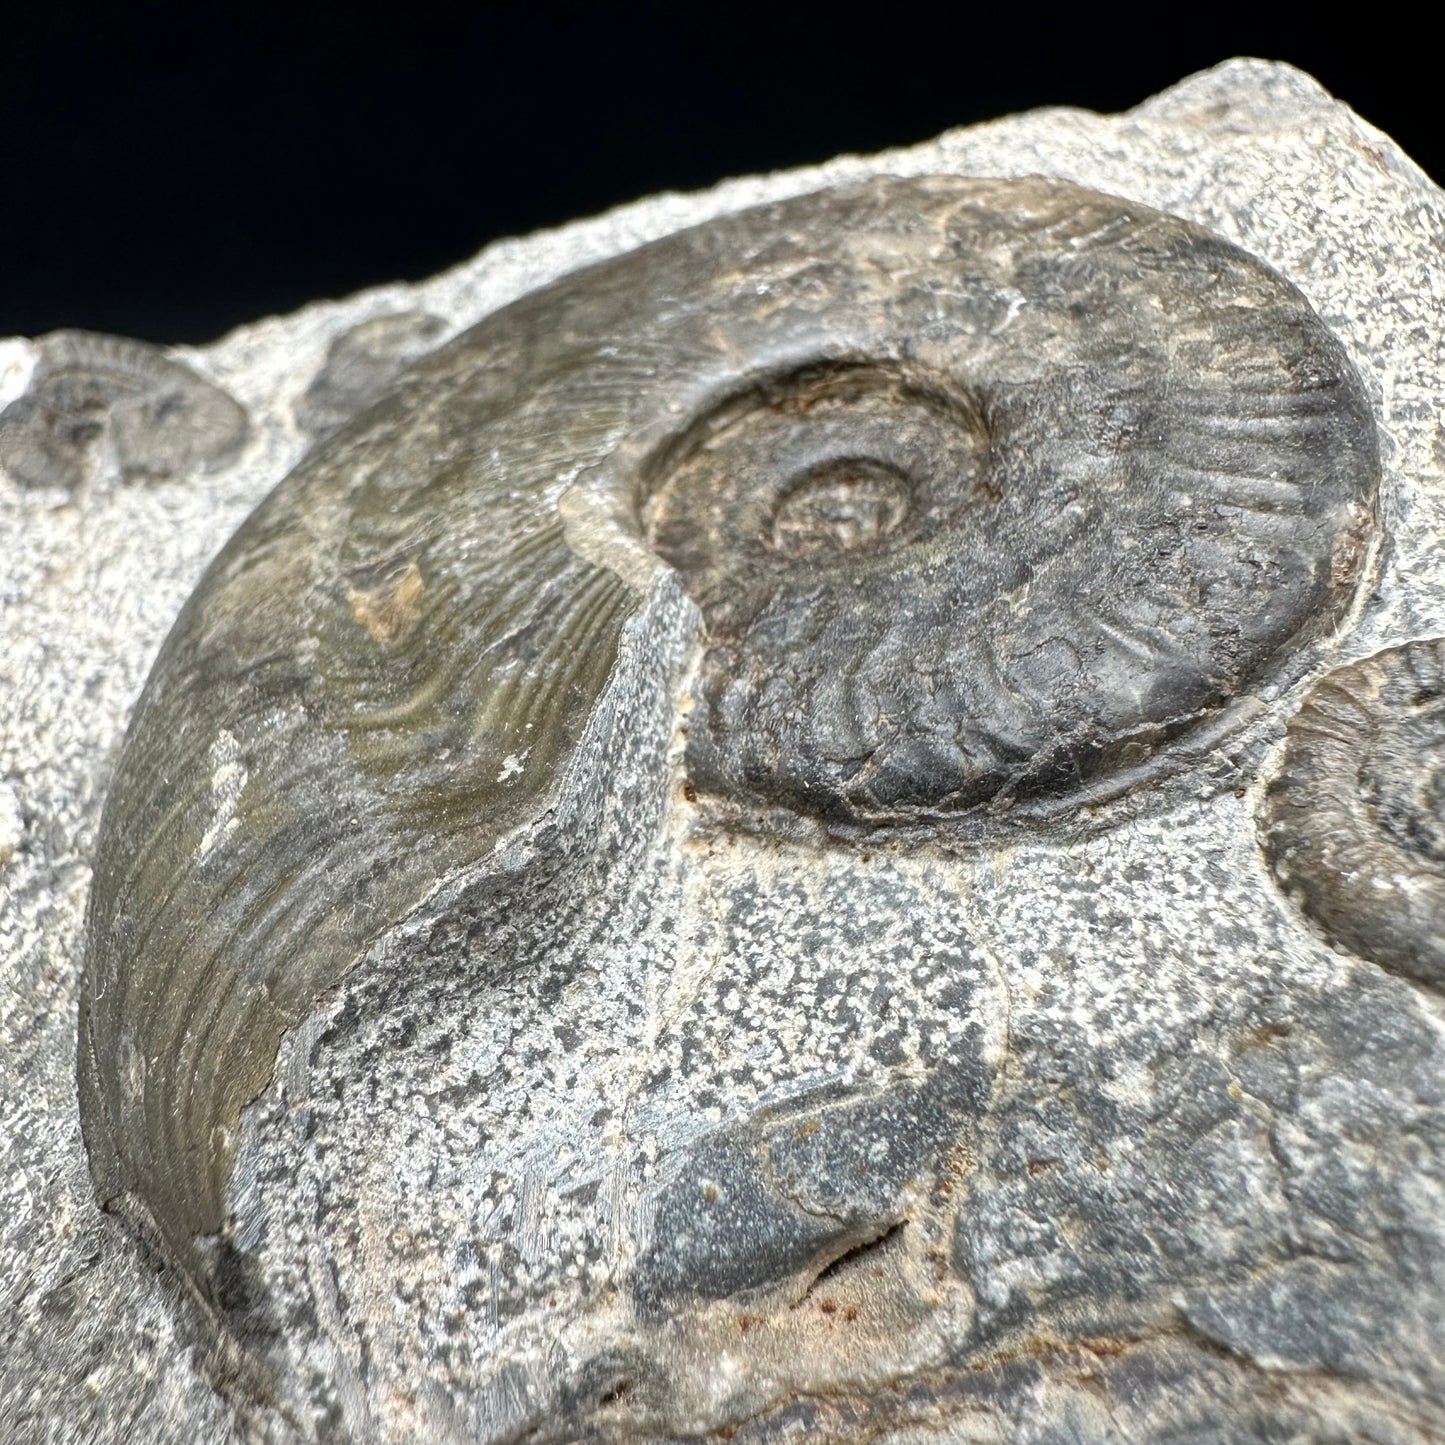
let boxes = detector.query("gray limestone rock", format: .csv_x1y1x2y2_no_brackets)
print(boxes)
3,60,1444,1445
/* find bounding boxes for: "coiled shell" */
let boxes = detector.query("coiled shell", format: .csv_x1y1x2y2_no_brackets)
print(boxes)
77,175,1379,1311
1265,639,1445,989
0,330,249,488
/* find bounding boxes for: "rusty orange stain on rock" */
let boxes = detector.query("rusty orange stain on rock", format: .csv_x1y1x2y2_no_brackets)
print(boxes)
348,562,424,644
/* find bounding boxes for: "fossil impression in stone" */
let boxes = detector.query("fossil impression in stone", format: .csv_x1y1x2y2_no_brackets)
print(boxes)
78,175,1379,1330
0,329,250,488
293,310,449,438
1265,639,1445,989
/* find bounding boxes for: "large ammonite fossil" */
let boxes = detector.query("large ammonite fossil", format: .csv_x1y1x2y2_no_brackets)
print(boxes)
78,176,1379,1323
1265,639,1445,990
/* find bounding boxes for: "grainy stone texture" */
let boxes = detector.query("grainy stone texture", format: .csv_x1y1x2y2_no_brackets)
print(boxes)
2,59,1443,1444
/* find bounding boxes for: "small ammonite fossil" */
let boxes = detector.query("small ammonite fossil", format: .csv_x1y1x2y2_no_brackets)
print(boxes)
1265,640,1445,990
78,176,1379,1331
293,310,449,438
0,329,250,488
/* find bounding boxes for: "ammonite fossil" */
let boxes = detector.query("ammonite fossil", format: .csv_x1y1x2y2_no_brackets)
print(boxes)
1265,640,1445,989
0,329,249,488
78,175,1379,1324
294,311,449,438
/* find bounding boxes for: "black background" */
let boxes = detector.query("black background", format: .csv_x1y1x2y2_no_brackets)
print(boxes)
1,8,1437,345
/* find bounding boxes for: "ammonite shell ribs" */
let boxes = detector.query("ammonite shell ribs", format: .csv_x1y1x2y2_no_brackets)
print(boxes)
1265,639,1445,989
78,176,1379,1317
0,329,250,488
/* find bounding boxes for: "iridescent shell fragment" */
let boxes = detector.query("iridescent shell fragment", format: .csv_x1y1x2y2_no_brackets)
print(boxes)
0,330,249,488
77,176,1379,1331
1265,639,1445,989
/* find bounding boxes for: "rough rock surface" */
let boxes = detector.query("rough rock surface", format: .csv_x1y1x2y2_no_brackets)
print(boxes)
2,60,1443,1444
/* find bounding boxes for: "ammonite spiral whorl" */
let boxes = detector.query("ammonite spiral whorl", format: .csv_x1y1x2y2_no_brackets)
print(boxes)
77,175,1379,1314
633,184,1379,828
1265,640,1445,989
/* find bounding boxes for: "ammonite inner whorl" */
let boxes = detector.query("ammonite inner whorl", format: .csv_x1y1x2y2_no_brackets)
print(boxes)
636,182,1378,828
1265,640,1445,989
78,175,1379,1311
